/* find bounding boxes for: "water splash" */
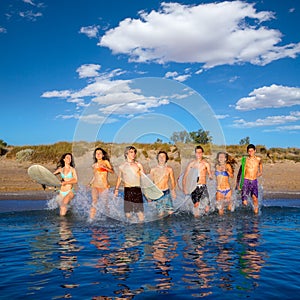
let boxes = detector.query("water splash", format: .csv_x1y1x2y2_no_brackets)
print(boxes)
45,182,264,222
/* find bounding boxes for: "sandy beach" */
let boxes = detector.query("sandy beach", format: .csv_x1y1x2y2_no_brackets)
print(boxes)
0,155,299,200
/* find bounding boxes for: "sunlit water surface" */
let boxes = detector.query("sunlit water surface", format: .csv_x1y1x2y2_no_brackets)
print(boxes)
0,195,300,299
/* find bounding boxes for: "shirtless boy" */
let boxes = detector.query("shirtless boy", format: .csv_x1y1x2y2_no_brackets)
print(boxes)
114,146,145,221
238,144,263,214
183,145,213,216
150,151,176,216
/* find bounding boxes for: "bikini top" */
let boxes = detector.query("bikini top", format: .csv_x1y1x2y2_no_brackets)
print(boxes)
215,170,229,177
61,169,73,179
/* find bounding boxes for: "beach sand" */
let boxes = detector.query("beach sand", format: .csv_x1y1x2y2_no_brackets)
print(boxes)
0,156,299,200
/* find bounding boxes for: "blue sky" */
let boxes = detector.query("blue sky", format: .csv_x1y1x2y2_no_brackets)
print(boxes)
1,0,300,148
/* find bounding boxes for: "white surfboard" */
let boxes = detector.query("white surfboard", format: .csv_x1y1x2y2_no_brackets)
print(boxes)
28,164,61,188
177,167,198,194
140,173,164,200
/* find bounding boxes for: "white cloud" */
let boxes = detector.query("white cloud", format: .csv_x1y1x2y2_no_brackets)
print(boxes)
79,25,100,38
98,1,300,68
165,71,178,78
0,27,7,33
195,69,203,75
174,74,191,82
41,68,173,118
164,71,191,82
76,64,101,78
23,0,35,6
41,90,72,98
216,114,229,119
235,84,300,111
233,111,300,128
77,114,118,124
265,125,300,132
19,10,42,21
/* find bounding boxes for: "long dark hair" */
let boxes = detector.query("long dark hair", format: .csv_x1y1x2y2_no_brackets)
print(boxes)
57,152,75,168
93,147,110,163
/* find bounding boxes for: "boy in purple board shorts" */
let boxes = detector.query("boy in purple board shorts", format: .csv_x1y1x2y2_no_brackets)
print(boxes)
237,144,263,214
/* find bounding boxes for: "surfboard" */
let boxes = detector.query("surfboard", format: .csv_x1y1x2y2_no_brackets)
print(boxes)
236,156,246,190
177,167,198,194
28,164,61,188
140,173,164,200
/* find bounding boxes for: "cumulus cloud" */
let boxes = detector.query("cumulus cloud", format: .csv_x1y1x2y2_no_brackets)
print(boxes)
41,90,72,98
76,64,101,78
0,27,7,33
42,66,191,121
233,111,300,128
235,84,300,111
165,71,191,82
79,25,100,38
98,1,300,68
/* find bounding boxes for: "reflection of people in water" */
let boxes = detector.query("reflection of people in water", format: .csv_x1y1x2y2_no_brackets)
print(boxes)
90,228,111,272
149,151,176,216
183,145,213,217
53,153,78,216
114,146,145,221
236,144,263,214
88,147,114,219
238,219,265,282
151,233,178,291
182,229,213,294
215,222,234,291
214,152,236,215
58,218,80,279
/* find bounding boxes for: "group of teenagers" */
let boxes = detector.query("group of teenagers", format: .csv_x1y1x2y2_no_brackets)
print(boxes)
53,143,263,220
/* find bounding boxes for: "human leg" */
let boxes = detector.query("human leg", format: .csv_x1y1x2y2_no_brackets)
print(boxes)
60,190,74,216
90,188,99,219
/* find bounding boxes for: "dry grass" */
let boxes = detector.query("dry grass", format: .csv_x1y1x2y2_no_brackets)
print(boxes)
3,142,299,164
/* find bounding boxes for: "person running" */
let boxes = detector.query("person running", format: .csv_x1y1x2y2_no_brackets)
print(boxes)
215,152,236,215
237,144,263,214
54,153,78,216
149,151,176,216
183,145,213,217
114,146,145,222
88,147,114,219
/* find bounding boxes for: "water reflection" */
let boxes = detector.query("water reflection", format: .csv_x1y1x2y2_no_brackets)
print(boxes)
182,226,214,297
150,230,178,292
215,222,235,291
237,218,266,283
3,204,291,299
58,218,81,278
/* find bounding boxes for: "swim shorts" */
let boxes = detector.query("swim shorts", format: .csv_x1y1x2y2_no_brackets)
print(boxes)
124,186,144,213
241,179,258,201
191,184,209,204
156,189,173,214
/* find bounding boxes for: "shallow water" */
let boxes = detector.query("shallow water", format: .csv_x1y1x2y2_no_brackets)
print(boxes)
0,197,300,299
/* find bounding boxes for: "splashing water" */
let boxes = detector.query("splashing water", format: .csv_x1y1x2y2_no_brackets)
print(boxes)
45,182,264,223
